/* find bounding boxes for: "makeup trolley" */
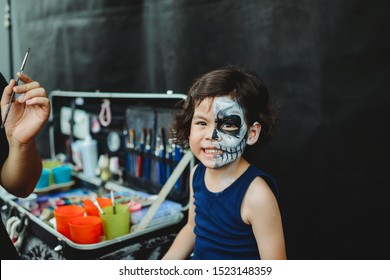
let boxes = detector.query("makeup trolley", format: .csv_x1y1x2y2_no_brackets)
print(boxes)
0,91,194,259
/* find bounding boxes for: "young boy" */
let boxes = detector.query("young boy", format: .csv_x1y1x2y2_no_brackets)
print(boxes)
163,66,286,260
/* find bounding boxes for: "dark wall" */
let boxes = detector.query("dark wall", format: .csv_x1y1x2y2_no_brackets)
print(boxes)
13,0,390,259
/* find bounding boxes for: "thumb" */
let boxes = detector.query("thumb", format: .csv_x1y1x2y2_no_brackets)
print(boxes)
1,79,17,105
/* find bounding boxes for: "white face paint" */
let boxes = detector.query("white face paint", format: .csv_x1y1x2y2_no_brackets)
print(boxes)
211,96,248,168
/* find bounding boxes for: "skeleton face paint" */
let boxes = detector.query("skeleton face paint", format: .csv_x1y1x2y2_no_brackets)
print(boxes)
211,96,248,168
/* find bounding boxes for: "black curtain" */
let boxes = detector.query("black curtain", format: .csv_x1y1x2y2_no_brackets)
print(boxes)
14,0,390,259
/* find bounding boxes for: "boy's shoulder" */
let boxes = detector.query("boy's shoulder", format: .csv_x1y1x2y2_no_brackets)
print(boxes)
247,164,279,199
244,176,278,213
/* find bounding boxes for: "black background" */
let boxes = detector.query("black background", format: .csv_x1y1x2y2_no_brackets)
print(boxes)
13,0,390,259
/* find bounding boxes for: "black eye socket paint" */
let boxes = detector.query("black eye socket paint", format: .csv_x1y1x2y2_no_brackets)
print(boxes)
216,109,242,137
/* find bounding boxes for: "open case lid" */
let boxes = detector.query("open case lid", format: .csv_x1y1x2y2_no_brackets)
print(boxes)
49,90,187,159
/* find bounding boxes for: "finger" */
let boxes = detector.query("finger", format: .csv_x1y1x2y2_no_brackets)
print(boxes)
16,72,33,83
13,81,42,94
17,87,47,103
25,96,50,109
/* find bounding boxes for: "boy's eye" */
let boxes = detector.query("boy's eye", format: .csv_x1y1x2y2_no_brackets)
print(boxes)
195,121,206,126
221,122,239,131
217,115,241,132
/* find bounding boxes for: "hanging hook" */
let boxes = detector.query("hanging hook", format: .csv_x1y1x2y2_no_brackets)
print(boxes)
99,99,112,127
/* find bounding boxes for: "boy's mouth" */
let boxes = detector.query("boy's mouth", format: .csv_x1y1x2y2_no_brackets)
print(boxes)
203,148,224,156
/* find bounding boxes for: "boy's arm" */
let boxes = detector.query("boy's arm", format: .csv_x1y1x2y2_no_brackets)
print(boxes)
162,166,197,259
243,177,286,260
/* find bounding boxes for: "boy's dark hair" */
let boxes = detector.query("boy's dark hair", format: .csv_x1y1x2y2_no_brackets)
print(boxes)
172,65,279,150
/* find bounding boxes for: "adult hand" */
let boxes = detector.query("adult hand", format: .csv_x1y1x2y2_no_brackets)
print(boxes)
1,72,50,144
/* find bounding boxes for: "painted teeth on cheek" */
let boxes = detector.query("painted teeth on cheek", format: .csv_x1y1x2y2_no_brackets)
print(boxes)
217,137,246,164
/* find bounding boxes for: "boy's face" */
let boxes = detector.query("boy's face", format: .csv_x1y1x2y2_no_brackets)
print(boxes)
189,96,248,169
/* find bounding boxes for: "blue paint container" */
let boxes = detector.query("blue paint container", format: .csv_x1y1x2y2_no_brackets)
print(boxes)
35,168,50,189
52,165,72,184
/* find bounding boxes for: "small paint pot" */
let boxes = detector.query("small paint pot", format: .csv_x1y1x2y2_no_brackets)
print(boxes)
35,168,50,189
52,165,72,184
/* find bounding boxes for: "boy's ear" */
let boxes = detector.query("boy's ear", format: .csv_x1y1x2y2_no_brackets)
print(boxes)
247,122,261,145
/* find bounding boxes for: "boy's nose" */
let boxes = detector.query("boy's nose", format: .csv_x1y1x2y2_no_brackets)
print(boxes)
211,128,220,140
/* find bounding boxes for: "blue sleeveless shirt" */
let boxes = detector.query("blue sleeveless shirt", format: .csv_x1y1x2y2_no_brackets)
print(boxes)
192,163,278,260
